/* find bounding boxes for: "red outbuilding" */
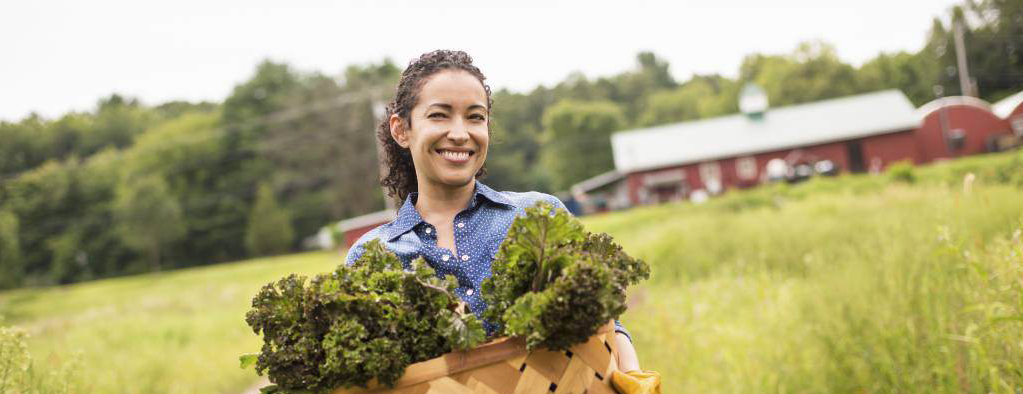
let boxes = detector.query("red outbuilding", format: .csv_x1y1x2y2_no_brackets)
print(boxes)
914,96,1015,161
993,91,1023,137
572,87,1020,212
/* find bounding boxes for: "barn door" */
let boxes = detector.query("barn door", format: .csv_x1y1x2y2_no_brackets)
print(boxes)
846,141,865,173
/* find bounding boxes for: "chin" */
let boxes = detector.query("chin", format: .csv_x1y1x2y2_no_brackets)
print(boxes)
441,174,476,187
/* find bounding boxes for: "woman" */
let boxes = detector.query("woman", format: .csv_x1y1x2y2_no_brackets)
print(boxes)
344,50,659,392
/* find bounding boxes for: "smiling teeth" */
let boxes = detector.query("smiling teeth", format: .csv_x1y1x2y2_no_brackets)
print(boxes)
441,150,469,160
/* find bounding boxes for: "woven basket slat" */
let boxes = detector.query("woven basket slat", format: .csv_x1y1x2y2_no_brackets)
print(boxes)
426,376,474,394
571,332,613,377
522,348,571,383
606,330,620,356
586,377,618,394
450,361,517,394
504,355,527,371
511,364,553,394
552,357,593,394
330,321,620,394
465,379,502,394
390,383,429,394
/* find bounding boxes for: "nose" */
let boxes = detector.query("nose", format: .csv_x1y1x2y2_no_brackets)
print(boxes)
447,118,469,144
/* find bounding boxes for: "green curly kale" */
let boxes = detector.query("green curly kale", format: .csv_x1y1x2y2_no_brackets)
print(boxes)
481,202,650,351
243,239,485,393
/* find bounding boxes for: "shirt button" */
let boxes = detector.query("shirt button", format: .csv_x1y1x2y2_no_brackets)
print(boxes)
466,289,474,296
442,255,450,262
425,228,432,234
461,254,469,261
457,222,465,228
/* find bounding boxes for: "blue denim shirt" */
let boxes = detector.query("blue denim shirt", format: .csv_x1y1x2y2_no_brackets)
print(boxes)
344,180,631,341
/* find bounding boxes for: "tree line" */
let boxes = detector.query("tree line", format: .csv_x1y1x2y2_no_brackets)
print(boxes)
0,0,1018,289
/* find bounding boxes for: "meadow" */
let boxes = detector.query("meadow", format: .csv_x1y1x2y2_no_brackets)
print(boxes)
1,150,1021,393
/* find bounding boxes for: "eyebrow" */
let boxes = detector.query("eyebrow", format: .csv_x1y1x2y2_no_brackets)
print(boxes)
427,103,488,112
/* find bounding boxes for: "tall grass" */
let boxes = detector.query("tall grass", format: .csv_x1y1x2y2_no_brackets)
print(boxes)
583,152,1023,392
0,252,338,393
1,150,1020,393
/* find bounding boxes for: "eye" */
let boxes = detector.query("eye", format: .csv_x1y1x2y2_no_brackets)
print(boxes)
469,114,487,121
428,112,447,119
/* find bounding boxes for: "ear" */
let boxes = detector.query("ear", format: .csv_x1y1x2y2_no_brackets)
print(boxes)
389,114,409,148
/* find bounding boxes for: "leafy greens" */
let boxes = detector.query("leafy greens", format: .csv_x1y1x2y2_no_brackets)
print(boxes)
481,202,650,351
243,240,485,393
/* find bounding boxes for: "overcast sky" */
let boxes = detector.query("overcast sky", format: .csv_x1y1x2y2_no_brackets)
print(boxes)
1,0,962,122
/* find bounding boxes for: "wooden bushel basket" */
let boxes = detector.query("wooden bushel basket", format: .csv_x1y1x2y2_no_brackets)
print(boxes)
333,321,621,394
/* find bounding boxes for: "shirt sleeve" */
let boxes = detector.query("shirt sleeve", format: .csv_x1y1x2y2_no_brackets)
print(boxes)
549,195,570,213
343,245,362,266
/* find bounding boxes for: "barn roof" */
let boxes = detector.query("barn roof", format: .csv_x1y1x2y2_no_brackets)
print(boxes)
916,95,992,117
338,209,396,232
992,91,1023,118
611,89,920,173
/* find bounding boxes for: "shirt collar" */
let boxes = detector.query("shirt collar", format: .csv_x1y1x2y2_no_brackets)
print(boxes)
385,180,514,241
472,180,515,208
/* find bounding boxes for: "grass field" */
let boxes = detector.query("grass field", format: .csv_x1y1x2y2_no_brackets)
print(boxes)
2,151,1022,393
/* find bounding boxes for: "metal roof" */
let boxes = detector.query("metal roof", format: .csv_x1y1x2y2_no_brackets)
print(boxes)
570,170,623,195
993,91,1023,118
916,96,992,117
611,89,920,173
337,209,396,232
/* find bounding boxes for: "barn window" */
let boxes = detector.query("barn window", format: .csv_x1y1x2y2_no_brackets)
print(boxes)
699,161,721,182
946,128,966,151
736,157,757,180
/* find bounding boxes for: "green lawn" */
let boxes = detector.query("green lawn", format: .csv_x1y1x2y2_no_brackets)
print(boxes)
2,151,1022,393
0,251,340,393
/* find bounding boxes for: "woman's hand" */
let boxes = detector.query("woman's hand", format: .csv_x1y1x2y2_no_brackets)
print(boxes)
611,332,661,393
611,370,662,394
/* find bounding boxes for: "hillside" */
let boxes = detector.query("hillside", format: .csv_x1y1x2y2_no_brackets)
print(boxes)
1,150,1021,393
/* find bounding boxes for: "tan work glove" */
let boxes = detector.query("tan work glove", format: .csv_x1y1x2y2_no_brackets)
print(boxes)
611,370,662,394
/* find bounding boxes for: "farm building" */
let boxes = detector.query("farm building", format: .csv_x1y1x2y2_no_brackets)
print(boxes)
318,209,396,249
993,90,1023,135
573,87,1021,213
328,88,1023,239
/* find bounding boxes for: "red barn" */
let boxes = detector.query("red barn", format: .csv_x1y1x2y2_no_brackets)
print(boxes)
336,209,396,248
915,96,1015,160
573,88,1020,211
605,89,921,207
993,91,1023,136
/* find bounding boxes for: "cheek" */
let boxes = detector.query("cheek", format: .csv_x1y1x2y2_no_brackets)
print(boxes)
411,125,442,151
472,128,490,150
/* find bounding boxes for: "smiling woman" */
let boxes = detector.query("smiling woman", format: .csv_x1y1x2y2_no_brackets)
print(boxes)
346,50,654,389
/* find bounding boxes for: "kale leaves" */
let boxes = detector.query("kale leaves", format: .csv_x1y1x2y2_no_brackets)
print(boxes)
481,202,650,351
243,201,647,393
243,240,485,393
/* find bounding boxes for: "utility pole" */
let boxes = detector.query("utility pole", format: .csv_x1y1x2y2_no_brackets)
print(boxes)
953,19,977,97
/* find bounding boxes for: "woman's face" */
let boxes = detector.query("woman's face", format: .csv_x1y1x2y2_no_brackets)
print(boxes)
390,70,489,192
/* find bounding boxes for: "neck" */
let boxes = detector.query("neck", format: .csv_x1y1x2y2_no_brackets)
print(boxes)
414,179,475,219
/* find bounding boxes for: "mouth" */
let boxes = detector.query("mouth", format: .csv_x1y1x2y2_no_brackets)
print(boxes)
435,148,475,163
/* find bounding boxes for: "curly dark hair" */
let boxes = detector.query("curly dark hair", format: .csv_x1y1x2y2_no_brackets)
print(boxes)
377,50,493,204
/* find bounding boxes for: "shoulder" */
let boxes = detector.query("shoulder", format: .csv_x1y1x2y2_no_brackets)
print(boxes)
494,190,569,212
342,221,392,266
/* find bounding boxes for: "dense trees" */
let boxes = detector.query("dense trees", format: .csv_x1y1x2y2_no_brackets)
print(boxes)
245,183,295,257
541,100,624,190
0,0,1019,288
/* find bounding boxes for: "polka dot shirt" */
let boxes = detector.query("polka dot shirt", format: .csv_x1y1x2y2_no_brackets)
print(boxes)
344,180,631,340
